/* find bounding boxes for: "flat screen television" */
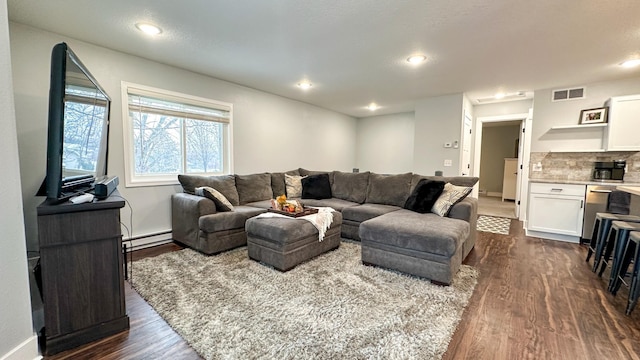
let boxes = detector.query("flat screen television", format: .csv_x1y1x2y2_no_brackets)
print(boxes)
38,42,111,203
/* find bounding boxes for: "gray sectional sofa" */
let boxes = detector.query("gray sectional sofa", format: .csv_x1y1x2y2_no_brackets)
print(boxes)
172,168,478,284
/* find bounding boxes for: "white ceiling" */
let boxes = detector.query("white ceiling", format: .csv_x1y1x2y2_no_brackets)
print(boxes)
7,0,640,118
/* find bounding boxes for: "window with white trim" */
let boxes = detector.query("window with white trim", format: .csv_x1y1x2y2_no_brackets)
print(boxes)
121,82,233,187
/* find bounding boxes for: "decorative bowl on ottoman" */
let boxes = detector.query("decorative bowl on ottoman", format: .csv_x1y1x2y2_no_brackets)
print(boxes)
245,211,342,271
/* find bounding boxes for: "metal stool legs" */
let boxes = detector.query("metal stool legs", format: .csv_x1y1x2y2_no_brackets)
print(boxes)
625,232,640,315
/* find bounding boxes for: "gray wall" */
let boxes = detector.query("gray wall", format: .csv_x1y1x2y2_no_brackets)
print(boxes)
0,2,38,358
356,112,414,173
479,124,520,194
413,93,464,176
531,77,640,152
10,23,357,251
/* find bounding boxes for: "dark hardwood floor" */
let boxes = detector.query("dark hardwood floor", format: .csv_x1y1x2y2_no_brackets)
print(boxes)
44,222,640,359
444,220,640,360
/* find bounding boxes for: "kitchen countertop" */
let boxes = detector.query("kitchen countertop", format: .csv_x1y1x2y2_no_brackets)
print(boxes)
617,186,640,196
529,179,640,186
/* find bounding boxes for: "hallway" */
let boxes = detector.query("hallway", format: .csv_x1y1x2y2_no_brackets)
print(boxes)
477,195,516,219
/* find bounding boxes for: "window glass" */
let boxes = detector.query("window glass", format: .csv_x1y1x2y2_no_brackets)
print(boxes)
122,83,232,187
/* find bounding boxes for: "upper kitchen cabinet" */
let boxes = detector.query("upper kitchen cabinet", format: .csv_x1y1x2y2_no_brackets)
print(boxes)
604,94,640,151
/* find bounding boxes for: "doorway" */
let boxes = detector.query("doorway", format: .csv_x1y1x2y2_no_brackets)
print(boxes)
473,113,530,219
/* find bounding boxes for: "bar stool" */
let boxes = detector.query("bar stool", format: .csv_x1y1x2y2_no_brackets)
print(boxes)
597,221,640,292
621,231,640,315
587,213,640,273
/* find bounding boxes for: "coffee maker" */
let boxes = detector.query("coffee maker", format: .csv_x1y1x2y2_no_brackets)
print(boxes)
612,160,626,181
592,160,626,182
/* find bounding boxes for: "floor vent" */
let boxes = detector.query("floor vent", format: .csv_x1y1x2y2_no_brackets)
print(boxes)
552,87,585,102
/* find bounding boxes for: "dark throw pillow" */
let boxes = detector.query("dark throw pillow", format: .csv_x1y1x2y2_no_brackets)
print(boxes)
301,173,332,200
404,179,446,213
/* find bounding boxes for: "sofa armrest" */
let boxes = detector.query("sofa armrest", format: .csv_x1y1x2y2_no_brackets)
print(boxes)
172,193,217,248
447,196,477,223
448,196,478,259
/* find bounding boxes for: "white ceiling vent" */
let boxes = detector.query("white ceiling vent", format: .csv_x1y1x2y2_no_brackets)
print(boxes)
552,87,585,102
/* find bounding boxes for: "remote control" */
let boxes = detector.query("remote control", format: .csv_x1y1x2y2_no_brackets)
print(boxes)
70,193,95,204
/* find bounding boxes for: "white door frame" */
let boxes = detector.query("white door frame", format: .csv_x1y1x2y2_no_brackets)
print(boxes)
473,112,529,219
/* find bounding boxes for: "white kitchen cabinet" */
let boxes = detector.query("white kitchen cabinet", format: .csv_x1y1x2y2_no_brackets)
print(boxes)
502,158,517,201
605,94,640,151
526,183,585,242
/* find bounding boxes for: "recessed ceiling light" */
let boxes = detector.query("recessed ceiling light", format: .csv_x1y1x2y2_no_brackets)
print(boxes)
135,22,162,35
620,59,640,68
367,103,379,111
406,54,427,64
297,81,312,90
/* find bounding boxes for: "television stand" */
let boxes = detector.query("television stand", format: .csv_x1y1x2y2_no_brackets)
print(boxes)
37,190,129,355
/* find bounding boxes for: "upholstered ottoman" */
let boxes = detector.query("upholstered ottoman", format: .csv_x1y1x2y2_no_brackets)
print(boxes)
245,211,342,271
359,209,469,285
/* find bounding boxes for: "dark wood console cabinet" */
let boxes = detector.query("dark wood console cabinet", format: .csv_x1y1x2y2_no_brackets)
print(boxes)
37,193,129,355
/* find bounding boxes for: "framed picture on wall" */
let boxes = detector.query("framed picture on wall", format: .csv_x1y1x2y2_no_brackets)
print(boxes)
579,107,608,124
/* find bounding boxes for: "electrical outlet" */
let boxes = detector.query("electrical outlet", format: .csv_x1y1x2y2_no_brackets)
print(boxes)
444,159,452,167
443,142,452,148
533,162,542,172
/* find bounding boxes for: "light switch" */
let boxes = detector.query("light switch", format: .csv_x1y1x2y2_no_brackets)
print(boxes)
444,159,452,167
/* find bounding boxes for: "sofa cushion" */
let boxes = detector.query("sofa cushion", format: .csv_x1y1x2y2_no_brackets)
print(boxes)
199,206,266,233
365,173,413,207
300,198,359,212
342,203,401,223
235,173,272,204
332,171,370,203
285,174,305,198
359,209,469,257
244,199,274,210
302,173,332,199
178,174,240,206
270,169,300,198
432,183,473,217
410,174,479,191
404,179,445,213
195,186,235,212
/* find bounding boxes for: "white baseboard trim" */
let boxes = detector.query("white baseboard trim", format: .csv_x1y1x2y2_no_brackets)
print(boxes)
524,228,580,243
122,230,173,252
0,334,41,360
486,191,502,198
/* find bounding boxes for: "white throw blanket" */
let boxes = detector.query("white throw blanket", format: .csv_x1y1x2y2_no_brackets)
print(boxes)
255,207,335,241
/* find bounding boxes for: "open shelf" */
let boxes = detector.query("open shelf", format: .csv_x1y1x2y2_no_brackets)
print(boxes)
550,123,607,130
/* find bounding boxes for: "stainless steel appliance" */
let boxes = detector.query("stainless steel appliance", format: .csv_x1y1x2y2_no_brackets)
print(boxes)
581,185,616,243
592,160,626,182
592,162,613,181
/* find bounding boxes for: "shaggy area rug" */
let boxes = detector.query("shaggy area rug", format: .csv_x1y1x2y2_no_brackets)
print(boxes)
131,242,478,360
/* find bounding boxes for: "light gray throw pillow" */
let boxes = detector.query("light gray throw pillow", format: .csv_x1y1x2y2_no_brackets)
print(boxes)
285,174,305,198
432,183,472,216
195,186,235,212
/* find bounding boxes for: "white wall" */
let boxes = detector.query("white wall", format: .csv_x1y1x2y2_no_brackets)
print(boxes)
0,2,39,359
531,76,640,152
474,99,533,118
479,124,520,194
355,112,414,173
10,23,357,250
413,93,464,176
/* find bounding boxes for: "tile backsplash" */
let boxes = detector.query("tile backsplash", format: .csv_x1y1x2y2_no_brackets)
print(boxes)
529,151,640,183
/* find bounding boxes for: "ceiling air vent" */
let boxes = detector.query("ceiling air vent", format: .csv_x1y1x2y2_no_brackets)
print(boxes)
552,87,585,102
